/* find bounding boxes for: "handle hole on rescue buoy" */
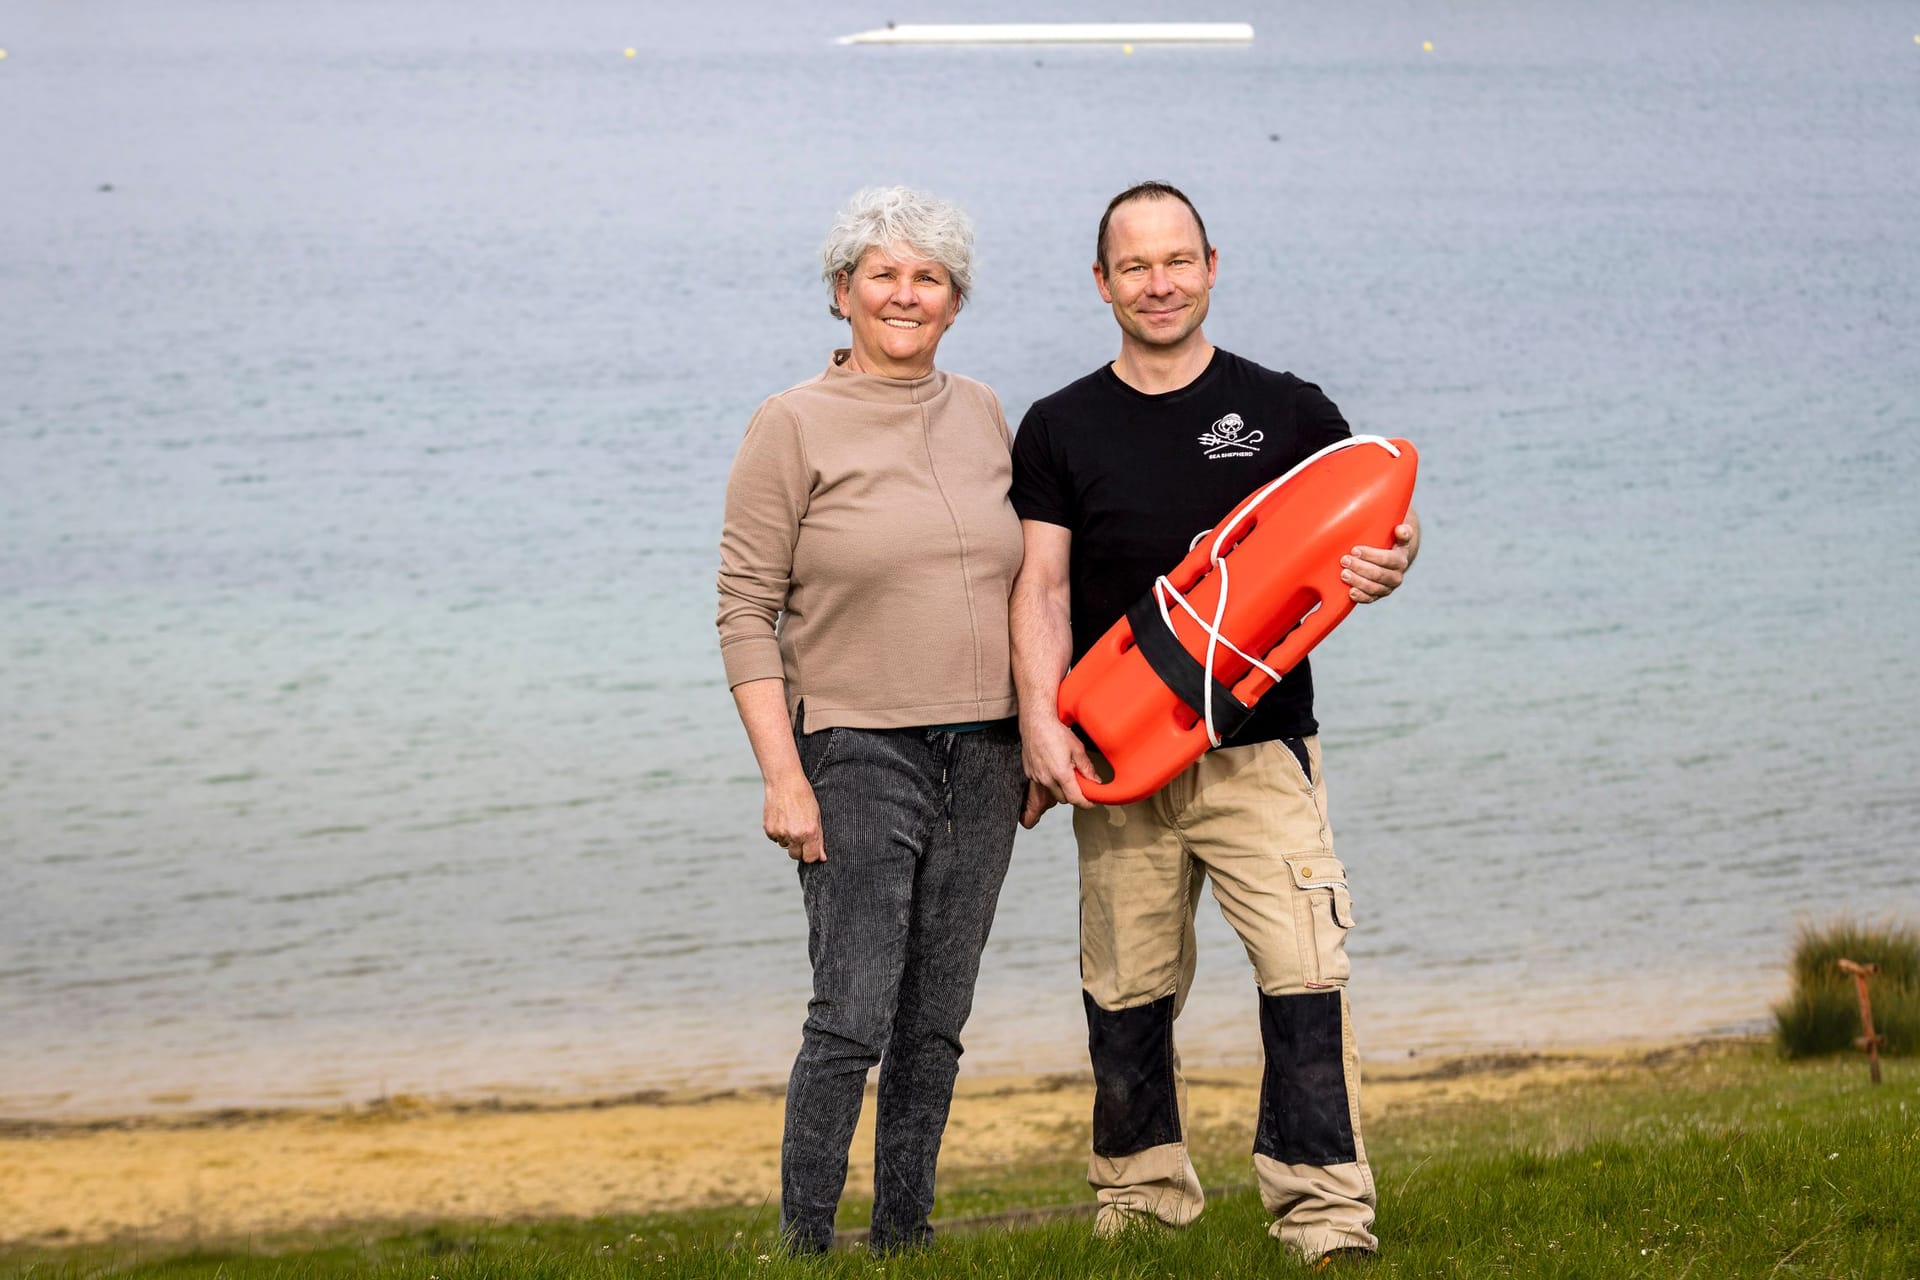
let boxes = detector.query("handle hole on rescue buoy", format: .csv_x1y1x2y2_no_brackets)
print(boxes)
1215,515,1257,557
1169,562,1209,593
1258,601,1321,671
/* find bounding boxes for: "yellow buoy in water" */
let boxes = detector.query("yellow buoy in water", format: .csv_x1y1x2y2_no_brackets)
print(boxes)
1422,41,1434,53
624,47,637,58
1122,44,1134,54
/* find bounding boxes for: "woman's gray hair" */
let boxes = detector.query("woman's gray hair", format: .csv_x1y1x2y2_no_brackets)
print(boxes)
821,186,976,320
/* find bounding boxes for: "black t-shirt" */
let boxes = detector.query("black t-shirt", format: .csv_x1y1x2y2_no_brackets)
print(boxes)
1010,348,1351,744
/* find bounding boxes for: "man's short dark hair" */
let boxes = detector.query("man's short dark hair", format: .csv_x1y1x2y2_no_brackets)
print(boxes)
1096,181,1213,273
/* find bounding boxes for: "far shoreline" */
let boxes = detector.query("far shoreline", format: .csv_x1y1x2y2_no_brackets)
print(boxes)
2,1024,1762,1131
0,1002,1775,1128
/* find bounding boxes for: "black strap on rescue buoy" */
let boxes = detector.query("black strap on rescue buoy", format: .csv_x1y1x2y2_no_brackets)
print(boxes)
1123,595,1255,742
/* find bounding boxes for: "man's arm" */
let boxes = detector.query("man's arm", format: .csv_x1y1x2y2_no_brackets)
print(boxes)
1343,506,1421,603
1010,519,1095,827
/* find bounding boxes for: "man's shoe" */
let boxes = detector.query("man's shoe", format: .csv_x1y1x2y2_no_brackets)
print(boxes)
1093,1204,1168,1240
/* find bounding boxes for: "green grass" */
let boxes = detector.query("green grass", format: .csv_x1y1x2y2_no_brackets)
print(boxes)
7,1043,1917,1279
1775,918,1920,1058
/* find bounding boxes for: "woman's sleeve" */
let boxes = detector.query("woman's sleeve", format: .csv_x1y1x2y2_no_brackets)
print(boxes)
716,398,809,689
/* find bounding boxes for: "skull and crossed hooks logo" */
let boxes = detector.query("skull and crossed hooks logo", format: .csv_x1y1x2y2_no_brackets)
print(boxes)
1198,412,1263,458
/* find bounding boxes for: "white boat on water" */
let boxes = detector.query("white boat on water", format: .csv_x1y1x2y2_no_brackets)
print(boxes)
837,22,1254,46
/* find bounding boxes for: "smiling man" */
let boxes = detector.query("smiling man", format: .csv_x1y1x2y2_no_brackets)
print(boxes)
1008,181,1420,1266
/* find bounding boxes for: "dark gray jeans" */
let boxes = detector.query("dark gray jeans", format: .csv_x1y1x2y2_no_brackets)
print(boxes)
780,718,1025,1254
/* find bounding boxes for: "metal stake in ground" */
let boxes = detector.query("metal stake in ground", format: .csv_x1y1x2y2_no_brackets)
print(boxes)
1837,958,1883,1085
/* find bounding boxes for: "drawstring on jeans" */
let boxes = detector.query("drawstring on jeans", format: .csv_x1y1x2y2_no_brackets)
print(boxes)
931,729,957,834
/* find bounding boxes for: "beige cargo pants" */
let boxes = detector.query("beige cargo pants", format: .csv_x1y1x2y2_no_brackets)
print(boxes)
1074,735,1377,1260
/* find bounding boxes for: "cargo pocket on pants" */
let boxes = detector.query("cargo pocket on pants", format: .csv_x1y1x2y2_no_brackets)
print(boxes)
1284,853,1353,989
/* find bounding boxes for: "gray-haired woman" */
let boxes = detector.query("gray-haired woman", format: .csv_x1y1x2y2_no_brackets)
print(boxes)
715,187,1026,1254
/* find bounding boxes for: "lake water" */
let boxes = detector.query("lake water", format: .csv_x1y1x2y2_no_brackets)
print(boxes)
3,0,1918,1117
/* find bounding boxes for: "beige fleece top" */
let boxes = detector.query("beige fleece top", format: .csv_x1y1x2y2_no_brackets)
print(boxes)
716,350,1023,730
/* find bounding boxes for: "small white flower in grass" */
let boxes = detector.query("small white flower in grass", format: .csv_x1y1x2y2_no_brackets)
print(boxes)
1829,1152,1840,1159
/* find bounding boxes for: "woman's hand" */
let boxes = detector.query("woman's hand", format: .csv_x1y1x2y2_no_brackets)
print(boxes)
731,678,828,863
764,774,827,863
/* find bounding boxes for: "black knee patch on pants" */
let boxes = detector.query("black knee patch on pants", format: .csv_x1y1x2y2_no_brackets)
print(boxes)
1255,990,1357,1165
1085,991,1182,1158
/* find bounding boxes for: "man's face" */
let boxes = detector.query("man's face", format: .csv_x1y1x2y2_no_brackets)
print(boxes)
1094,197,1218,351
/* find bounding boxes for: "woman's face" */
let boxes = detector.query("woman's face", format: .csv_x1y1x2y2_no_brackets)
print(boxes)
835,243,961,379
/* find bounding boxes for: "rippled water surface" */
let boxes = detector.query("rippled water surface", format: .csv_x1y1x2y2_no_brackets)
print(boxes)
4,0,1918,1116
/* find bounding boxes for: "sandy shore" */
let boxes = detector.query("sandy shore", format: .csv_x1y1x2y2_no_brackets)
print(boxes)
0,1042,1729,1249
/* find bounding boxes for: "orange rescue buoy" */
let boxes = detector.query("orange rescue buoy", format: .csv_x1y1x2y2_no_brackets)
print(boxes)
1058,435,1418,805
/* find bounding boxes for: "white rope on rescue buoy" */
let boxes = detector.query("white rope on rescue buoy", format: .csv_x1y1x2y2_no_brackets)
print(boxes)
1147,435,1403,747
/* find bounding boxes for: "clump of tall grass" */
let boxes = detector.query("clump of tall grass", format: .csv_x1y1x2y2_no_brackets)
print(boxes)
1773,917,1919,1058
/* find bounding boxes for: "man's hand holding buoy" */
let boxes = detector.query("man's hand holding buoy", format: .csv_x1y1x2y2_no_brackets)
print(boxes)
1342,511,1421,604
1020,713,1095,828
